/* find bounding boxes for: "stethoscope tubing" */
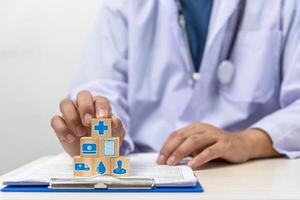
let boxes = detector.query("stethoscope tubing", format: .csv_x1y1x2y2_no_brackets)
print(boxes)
177,0,246,85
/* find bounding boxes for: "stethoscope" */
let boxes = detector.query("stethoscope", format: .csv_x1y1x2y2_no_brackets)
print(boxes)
177,0,246,86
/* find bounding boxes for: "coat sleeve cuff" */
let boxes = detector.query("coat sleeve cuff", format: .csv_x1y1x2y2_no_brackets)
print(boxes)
251,117,300,159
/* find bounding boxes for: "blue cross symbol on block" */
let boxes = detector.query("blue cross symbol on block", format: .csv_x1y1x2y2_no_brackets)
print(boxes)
94,121,109,135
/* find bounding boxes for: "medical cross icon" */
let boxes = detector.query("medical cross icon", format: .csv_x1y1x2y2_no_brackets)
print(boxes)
94,121,108,135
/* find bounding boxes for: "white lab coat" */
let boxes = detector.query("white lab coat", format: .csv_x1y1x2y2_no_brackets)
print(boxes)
70,0,300,157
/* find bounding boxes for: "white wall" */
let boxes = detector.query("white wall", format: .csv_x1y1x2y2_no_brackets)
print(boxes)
0,0,102,175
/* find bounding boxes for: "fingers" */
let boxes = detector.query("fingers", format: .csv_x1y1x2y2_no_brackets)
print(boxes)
157,123,206,165
53,92,124,157
76,91,95,126
188,142,225,169
94,96,112,118
51,115,80,156
157,131,186,165
51,115,75,144
60,98,86,136
111,116,125,143
168,134,216,165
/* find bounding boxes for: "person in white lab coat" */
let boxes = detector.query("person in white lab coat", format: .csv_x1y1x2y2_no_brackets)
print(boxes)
51,0,300,169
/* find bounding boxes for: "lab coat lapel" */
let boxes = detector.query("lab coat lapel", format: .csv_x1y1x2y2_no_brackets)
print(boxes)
171,0,239,76
206,0,240,49
176,0,241,125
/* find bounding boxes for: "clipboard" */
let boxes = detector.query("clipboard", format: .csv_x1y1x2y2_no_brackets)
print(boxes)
1,153,204,193
1,181,203,193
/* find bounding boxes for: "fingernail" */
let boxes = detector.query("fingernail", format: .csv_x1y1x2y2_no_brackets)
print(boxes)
157,155,165,164
84,113,92,125
166,155,176,165
98,109,107,118
66,134,75,143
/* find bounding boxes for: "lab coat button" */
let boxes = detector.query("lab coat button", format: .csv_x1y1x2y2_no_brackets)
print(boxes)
217,60,234,84
192,72,201,81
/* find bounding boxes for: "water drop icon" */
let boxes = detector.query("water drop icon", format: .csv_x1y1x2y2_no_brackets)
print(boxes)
96,161,106,174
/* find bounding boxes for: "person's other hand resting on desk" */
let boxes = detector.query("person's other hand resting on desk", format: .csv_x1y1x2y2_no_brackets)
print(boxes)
157,123,279,169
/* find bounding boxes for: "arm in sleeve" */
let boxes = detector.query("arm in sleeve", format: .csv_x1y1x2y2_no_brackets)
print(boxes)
251,1,300,158
68,0,134,154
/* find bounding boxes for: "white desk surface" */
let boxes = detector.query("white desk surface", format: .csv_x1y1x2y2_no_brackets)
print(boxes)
1,156,300,200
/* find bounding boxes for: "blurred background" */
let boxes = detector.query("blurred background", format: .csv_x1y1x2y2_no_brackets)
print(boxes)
0,0,102,174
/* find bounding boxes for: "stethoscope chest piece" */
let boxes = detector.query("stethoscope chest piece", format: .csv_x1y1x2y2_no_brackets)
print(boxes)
217,60,235,84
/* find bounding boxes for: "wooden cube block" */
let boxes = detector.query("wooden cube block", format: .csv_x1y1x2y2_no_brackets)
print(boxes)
99,137,120,157
92,157,111,175
91,118,112,138
73,156,95,177
80,137,99,157
110,156,130,177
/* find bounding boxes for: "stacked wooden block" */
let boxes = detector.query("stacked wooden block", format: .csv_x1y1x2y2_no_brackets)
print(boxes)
73,118,130,177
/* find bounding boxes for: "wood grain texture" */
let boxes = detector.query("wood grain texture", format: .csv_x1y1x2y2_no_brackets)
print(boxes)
110,156,130,177
91,118,112,139
99,137,120,157
92,157,111,175
79,137,99,158
73,156,94,177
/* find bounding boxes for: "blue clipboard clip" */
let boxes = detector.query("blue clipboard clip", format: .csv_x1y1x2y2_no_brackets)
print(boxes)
2,178,203,192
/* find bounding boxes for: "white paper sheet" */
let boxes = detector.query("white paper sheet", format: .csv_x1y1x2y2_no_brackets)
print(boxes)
3,153,197,187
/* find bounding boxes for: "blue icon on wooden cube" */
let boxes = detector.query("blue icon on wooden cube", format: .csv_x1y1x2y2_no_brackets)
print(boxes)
103,140,116,156
74,163,90,171
112,160,126,174
96,161,106,174
94,121,109,135
82,142,97,155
